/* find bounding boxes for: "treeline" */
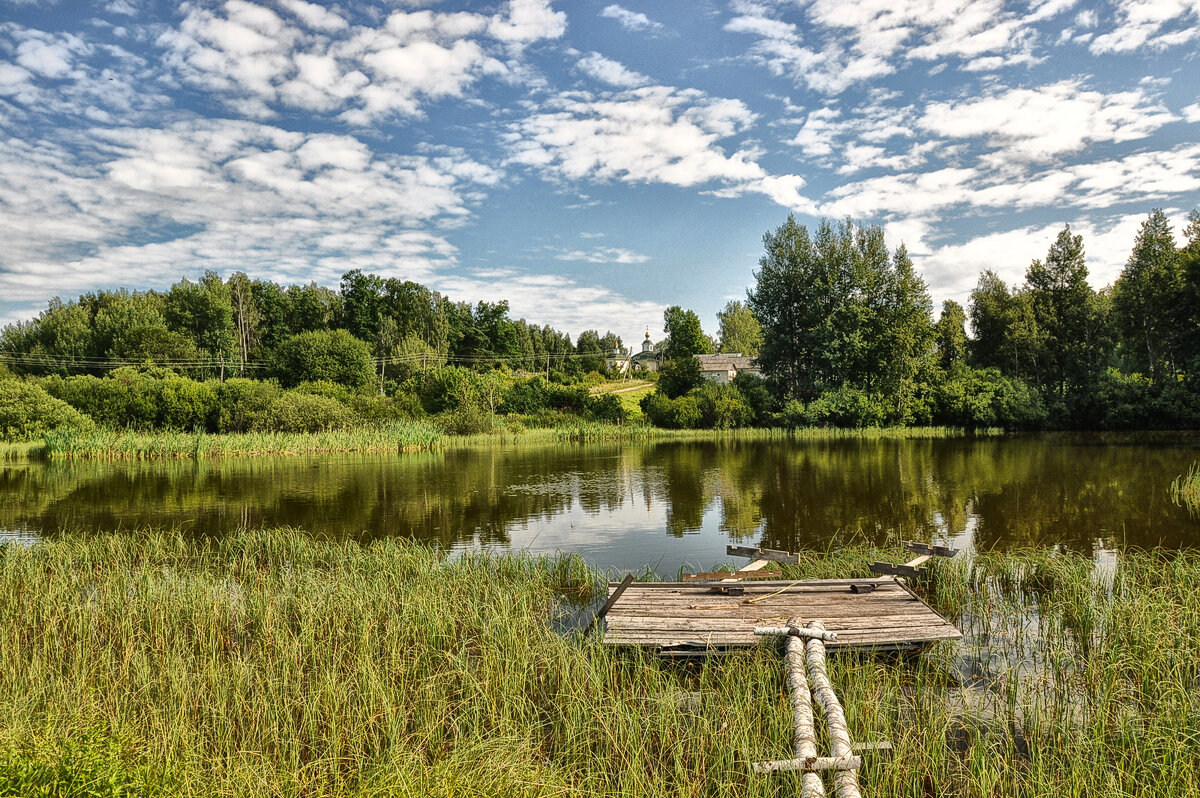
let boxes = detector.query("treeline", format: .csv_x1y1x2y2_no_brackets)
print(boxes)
0,272,630,440
0,270,624,381
642,208,1200,430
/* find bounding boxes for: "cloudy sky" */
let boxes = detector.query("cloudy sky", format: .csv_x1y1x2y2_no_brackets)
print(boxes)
1,0,1197,344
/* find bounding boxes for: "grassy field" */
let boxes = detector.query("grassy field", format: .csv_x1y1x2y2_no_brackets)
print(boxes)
1,530,1197,796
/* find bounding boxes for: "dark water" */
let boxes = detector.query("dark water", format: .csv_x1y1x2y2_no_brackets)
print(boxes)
2,434,1198,574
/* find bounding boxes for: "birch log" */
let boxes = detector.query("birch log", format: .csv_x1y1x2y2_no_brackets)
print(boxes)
805,620,862,798
785,616,826,798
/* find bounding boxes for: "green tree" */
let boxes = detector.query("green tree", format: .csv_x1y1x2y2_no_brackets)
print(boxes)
574,330,606,374
271,329,375,389
164,271,236,377
1113,209,1183,379
1179,210,1200,376
716,300,762,355
1024,225,1109,414
748,216,932,403
661,306,711,360
935,300,969,370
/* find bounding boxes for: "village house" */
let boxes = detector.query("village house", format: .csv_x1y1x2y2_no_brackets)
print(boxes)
693,353,760,384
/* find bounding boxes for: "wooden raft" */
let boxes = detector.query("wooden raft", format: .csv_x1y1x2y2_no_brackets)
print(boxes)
601,577,961,654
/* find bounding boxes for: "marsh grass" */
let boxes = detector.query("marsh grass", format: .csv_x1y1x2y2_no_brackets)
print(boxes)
13,423,1003,461
37,422,445,460
2,531,1197,796
1170,462,1200,514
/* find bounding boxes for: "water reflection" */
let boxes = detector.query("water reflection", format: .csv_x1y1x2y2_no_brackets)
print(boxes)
1,435,1197,574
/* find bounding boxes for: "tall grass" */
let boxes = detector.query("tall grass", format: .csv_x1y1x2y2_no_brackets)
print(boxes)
2,532,1195,796
37,421,445,460
1170,461,1200,514
16,423,1003,460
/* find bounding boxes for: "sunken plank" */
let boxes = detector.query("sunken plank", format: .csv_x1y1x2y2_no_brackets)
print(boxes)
602,577,960,652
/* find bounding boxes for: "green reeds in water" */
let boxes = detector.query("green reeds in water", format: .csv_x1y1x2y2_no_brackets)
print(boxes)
38,421,445,460
1170,462,1200,515
1,531,1197,796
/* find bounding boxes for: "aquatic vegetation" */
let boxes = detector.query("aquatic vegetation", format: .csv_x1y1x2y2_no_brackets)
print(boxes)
1170,461,1200,514
0,531,1196,796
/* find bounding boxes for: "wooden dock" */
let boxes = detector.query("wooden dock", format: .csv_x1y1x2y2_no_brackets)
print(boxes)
601,576,961,654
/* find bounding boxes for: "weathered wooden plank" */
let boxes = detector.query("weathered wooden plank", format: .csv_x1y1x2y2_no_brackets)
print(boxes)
586,573,634,637
608,577,894,590
903,541,959,558
681,569,783,581
606,615,955,632
736,558,774,573
752,755,863,775
725,545,801,564
868,561,924,579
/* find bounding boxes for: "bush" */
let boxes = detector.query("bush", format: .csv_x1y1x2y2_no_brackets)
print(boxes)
437,407,496,435
347,393,421,425
0,381,94,440
803,386,890,428
270,330,375,389
417,366,483,414
586,393,626,424
501,377,548,414
40,368,218,431
934,366,1047,430
262,391,354,433
216,378,281,433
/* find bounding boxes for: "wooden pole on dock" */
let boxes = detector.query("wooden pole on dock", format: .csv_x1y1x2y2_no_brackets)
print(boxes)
784,615,825,798
805,620,862,798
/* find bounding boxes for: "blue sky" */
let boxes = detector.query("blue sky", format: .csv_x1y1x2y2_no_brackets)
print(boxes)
1,0,1198,346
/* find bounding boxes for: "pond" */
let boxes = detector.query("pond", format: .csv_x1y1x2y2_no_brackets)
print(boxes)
2,433,1198,574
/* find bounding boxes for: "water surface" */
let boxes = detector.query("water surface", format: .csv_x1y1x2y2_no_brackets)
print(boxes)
3,434,1198,574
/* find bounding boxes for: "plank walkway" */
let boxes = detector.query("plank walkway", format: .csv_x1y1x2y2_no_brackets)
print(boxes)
602,577,961,654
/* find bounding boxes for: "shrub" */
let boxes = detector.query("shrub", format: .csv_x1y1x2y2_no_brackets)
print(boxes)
216,378,280,433
501,377,548,414
437,407,496,435
934,366,1047,430
262,391,354,433
804,386,890,428
40,368,218,431
0,381,94,440
586,394,626,424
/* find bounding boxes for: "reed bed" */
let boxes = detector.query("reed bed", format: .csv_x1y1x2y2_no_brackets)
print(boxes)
1,532,1196,796
14,423,1003,460
1170,462,1200,514
37,422,445,460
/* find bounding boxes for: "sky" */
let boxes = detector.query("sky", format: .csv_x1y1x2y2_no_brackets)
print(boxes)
1,0,1198,347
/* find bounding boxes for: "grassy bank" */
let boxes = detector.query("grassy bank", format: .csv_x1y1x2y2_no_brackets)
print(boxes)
0,423,1004,461
1,530,1197,796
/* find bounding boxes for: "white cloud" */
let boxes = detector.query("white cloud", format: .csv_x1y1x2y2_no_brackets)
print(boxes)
1183,103,1200,123
920,81,1178,162
1090,0,1200,53
433,269,665,342
159,0,561,122
821,144,1200,220
727,0,1044,94
0,118,499,304
577,52,647,88
554,246,649,264
913,213,1174,303
507,87,762,187
599,5,667,34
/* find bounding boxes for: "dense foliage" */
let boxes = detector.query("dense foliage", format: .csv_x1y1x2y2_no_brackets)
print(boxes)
2,206,1198,438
